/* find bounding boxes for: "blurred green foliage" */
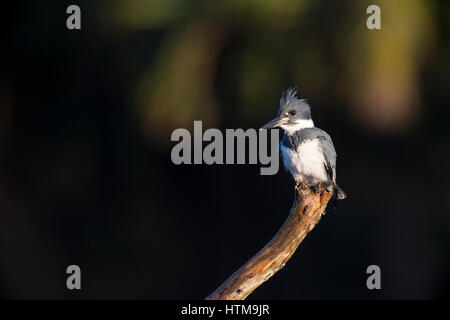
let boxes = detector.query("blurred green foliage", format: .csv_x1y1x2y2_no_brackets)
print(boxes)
110,0,436,144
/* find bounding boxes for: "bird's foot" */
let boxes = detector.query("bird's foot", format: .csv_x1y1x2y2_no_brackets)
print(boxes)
310,183,322,194
295,181,307,190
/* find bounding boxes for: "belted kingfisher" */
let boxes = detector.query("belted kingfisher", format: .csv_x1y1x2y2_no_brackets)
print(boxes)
261,88,346,202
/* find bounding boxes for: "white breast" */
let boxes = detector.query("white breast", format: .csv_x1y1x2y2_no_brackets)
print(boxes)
281,139,328,184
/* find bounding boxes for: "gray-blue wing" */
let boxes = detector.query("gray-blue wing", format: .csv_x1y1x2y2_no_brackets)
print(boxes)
317,134,336,183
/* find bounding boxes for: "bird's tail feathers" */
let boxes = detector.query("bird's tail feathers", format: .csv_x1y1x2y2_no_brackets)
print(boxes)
334,184,347,200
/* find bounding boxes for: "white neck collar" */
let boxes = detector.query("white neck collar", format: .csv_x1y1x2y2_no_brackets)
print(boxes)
281,119,314,135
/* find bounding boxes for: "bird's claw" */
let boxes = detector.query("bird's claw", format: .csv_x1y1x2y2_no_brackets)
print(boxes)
296,181,307,190
310,183,321,194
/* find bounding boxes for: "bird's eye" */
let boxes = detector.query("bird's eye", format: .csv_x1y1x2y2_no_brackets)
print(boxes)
289,110,296,116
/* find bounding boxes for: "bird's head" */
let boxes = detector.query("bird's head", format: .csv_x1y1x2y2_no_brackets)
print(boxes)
261,88,314,134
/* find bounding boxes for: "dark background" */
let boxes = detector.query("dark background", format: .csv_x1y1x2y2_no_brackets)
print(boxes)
0,0,449,299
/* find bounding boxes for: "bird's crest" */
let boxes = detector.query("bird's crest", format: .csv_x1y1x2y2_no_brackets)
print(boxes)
280,87,298,108
278,87,308,115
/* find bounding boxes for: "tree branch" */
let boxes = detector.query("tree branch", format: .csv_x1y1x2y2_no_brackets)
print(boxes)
205,185,332,300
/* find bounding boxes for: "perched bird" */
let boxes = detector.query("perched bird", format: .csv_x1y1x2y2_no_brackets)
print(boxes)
261,88,346,203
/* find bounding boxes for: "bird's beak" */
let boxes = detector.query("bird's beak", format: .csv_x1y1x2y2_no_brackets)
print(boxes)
260,117,288,129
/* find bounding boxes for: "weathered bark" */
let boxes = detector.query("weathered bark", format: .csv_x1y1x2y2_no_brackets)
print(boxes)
206,185,332,300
